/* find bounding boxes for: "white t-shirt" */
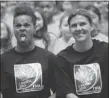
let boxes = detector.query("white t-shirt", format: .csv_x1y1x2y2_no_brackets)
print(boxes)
92,33,108,43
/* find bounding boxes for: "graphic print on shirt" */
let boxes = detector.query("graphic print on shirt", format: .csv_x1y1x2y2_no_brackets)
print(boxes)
74,63,102,95
14,63,43,93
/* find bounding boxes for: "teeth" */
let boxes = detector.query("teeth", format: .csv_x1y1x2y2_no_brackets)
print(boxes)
76,31,85,35
21,36,26,41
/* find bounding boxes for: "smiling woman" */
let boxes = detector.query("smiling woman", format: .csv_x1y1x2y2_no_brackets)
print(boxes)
34,9,50,49
53,12,75,55
0,20,12,54
68,9,93,44
85,5,108,43
55,9,109,98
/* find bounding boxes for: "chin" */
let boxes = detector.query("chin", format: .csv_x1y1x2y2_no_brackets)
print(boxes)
76,38,86,43
19,41,30,47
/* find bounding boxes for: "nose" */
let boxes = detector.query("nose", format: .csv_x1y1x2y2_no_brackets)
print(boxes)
43,7,48,12
20,26,25,31
66,26,69,31
76,25,82,30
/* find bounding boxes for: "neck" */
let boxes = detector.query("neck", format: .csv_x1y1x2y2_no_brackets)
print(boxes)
73,39,93,52
15,42,35,53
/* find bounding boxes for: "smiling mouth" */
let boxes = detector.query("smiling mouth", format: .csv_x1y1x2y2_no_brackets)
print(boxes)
76,31,86,36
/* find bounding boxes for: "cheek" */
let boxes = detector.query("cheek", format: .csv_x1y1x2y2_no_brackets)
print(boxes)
70,27,75,33
14,28,20,38
39,20,44,27
37,20,43,25
62,27,67,31
49,7,53,11
30,27,35,35
2,30,8,37
14,29,18,36
48,8,54,14
93,17,99,24
41,20,44,25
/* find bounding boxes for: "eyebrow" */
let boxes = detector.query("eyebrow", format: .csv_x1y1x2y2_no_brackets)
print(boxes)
15,22,32,24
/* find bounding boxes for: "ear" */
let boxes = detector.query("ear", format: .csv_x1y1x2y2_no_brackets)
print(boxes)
33,26,36,34
69,26,72,33
90,23,94,32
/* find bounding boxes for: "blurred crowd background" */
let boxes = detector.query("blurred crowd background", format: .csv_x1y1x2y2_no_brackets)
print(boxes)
0,1,109,55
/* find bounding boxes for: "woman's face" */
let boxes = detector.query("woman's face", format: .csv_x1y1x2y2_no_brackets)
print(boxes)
62,1,73,11
60,16,71,37
35,11,44,31
1,22,8,40
89,10,99,26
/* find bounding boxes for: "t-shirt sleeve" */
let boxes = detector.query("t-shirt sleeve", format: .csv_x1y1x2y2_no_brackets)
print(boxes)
55,55,76,97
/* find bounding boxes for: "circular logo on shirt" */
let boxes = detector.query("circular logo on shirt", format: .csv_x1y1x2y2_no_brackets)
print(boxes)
75,66,97,91
15,63,41,89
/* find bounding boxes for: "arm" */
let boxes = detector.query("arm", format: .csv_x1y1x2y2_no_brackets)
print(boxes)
48,93,56,98
0,92,3,98
55,56,78,98
66,93,79,98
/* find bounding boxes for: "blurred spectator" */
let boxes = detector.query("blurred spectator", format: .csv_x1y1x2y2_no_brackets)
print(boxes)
7,1,17,7
1,1,7,13
36,1,57,24
86,5,108,43
36,1,64,52
34,9,50,49
61,1,74,11
0,21,12,54
36,1,64,36
100,10,108,37
93,1,108,36
1,1,17,47
78,1,93,8
18,1,35,9
53,12,75,55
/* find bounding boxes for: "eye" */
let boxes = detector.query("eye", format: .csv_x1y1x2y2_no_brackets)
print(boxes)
15,24,21,28
80,22,86,26
46,5,51,9
91,14,97,19
24,23,31,28
40,6,44,9
1,27,6,30
64,24,68,27
71,24,77,28
37,17,41,21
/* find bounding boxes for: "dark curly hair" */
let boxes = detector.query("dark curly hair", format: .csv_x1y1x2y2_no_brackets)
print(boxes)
13,3,36,26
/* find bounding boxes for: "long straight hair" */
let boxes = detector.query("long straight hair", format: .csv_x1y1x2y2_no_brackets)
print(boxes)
34,9,50,49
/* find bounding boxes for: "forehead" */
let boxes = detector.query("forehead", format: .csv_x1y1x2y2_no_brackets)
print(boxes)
62,16,69,23
14,15,33,24
35,12,42,18
70,15,90,24
89,11,98,17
